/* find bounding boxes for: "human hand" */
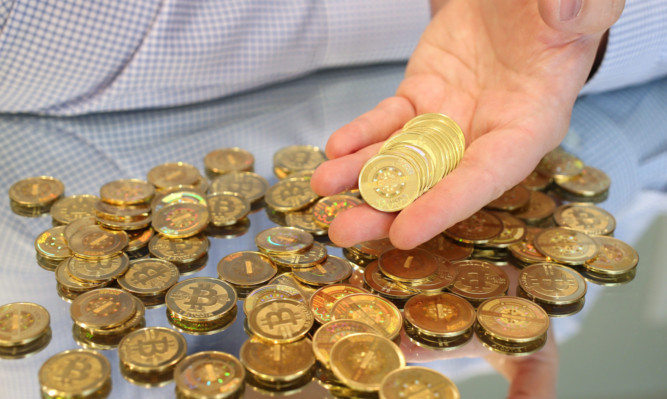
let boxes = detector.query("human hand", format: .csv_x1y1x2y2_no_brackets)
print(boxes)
311,0,624,249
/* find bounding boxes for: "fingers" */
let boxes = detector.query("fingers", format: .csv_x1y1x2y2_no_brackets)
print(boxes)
538,0,625,35
311,142,383,196
327,204,396,248
324,96,416,159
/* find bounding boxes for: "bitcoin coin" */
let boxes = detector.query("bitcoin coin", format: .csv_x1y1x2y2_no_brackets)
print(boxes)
147,162,201,190
255,226,313,254
536,147,584,178
34,225,71,264
210,171,269,203
553,165,610,197
519,262,587,306
217,251,277,286
584,235,639,275
309,283,369,325
448,260,509,305
534,227,599,265
63,216,98,243
378,247,438,283
444,210,503,244
70,288,137,329
166,277,237,322
404,293,475,338
117,258,179,297
151,187,207,213
513,191,557,225
485,185,531,212
476,296,549,343
9,176,64,208
520,170,552,191
363,260,416,300
247,299,313,343
273,145,327,178
310,194,364,228
207,191,250,227
67,253,130,283
484,211,527,248
99,179,155,205
68,225,128,259
285,208,328,236
175,351,246,398
359,153,420,212
152,202,209,238
508,227,549,265
331,293,402,340
39,349,111,399
269,241,328,268
118,326,187,373
264,176,319,212
312,319,380,366
243,285,305,316
240,337,315,385
125,227,154,252
292,255,353,286
0,302,50,347
50,194,99,225
379,367,460,399
553,203,616,236
55,260,110,295
268,273,317,300
148,233,209,266
204,147,254,176
396,254,458,293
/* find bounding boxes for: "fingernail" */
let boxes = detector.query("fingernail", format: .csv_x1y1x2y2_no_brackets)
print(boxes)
559,0,583,21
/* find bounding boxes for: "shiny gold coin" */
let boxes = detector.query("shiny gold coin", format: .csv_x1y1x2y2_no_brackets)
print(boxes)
39,349,111,399
553,165,610,197
578,267,636,286
474,322,547,356
513,191,557,224
148,233,209,266
267,272,317,300
0,302,50,347
118,258,180,296
125,227,154,252
55,260,110,292
273,145,327,178
553,203,616,235
217,251,277,286
476,296,549,343
418,235,472,261
64,216,97,242
175,351,245,399
94,200,151,222
152,202,209,238
240,336,315,383
444,210,503,244
70,288,137,329
508,227,549,265
67,253,129,283
77,295,146,338
285,208,328,236
243,284,305,316
484,211,527,248
310,194,363,228
404,293,475,338
165,277,237,323
34,225,71,261
255,226,314,254
269,241,328,268
449,260,509,304
519,262,586,305
99,179,155,205
584,235,639,275
292,255,353,286
210,171,269,203
204,147,254,176
9,176,64,207
151,187,207,213
9,199,51,217
68,225,128,259
312,319,380,367
379,366,460,399
207,191,250,227
331,293,403,340
378,247,438,283
147,162,201,190
521,170,553,191
397,254,458,293
264,176,319,212
329,333,405,392
534,227,599,265
50,194,99,225
309,283,369,325
536,147,584,178
485,185,531,212
167,304,236,336
363,260,416,299
118,326,186,373
247,298,313,343
359,153,420,212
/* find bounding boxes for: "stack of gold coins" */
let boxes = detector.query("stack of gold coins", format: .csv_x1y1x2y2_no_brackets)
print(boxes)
243,284,305,316
50,194,99,225
580,235,639,286
165,277,237,335
55,259,114,302
342,237,394,266
475,296,549,356
204,147,255,179
379,367,460,399
553,203,616,236
118,327,187,387
39,349,112,399
206,191,251,227
210,171,269,206
8,176,64,217
217,251,278,298
359,113,465,212
264,176,319,219
117,258,180,307
147,162,208,193
517,263,587,317
0,302,51,359
96,179,154,231
448,260,510,307
70,288,146,349
312,319,380,370
377,248,458,296
148,233,210,274
34,225,71,271
403,293,475,350
273,145,327,179
56,253,130,301
362,260,417,305
330,293,403,341
175,351,246,398
309,283,369,325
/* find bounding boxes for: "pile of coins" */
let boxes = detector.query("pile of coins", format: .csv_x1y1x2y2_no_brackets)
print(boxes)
39,349,112,399
8,176,64,217
0,302,51,359
204,147,255,179
359,113,465,212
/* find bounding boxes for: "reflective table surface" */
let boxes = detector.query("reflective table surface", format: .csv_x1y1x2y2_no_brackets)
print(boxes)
1,63,666,398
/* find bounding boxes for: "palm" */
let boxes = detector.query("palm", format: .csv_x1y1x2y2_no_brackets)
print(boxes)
312,0,605,249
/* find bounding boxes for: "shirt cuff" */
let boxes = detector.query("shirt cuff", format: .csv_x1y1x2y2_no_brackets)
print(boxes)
581,0,667,95
321,0,430,68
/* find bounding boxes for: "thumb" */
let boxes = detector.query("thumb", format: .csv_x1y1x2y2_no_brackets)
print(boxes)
538,0,625,35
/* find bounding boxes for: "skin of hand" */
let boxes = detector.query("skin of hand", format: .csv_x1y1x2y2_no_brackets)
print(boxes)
311,0,624,250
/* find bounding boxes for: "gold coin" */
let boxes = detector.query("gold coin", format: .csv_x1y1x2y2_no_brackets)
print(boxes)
207,191,250,227
476,296,549,343
210,171,269,203
485,185,531,212
269,241,328,268
519,262,586,305
378,248,438,283
63,216,97,242
166,277,237,323
285,208,328,236
449,260,509,304
152,202,209,238
484,211,527,248
292,255,353,286
118,258,180,296
175,351,245,399
351,237,395,260
94,200,151,222
67,253,129,283
534,227,599,265
99,179,155,205
255,226,313,254
310,194,364,228
267,272,317,300
264,176,319,212
151,187,207,213
0,302,50,347
243,284,305,316
444,210,503,244
125,227,154,252
521,170,553,191
148,233,209,266
584,235,639,275
553,165,610,197
247,298,313,343
50,194,99,225
474,322,547,356
34,225,71,261
118,327,186,373
240,336,314,383
55,260,109,292
147,162,201,189
68,225,128,259
76,295,145,338
397,254,458,293
329,333,405,392
9,176,64,207
70,288,137,329
309,283,369,324
418,235,472,262
363,260,416,299
513,191,557,224
217,251,277,286
39,349,111,399
508,227,549,265
204,147,254,176
379,366,460,399
536,147,584,178
273,145,327,177
359,153,420,212
553,203,616,235
331,293,403,340
312,319,380,366
404,293,475,338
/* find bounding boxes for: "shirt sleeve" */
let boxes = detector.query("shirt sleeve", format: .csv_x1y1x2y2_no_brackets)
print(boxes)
581,0,667,95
